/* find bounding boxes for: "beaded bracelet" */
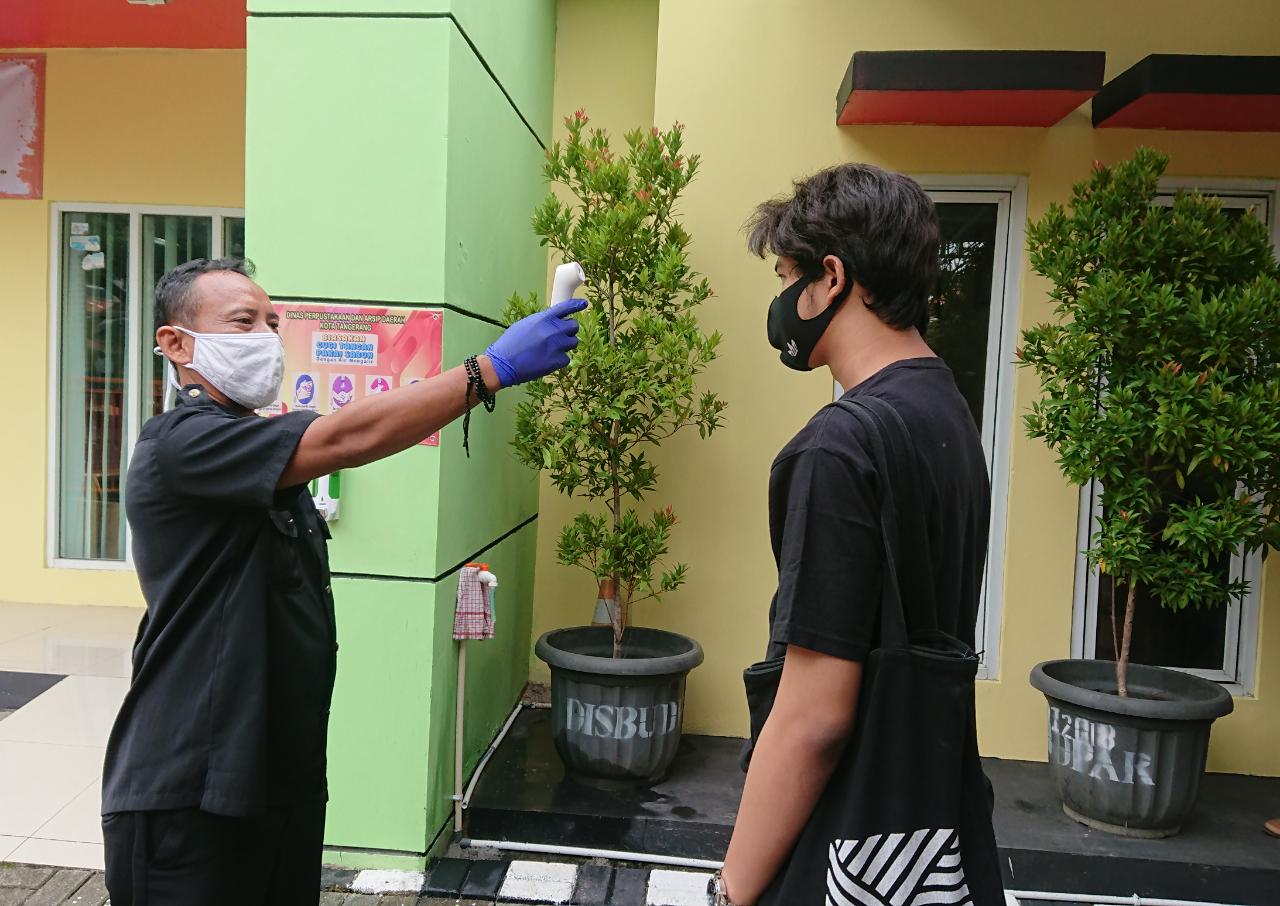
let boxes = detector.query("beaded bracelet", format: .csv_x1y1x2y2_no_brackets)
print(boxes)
462,355,496,457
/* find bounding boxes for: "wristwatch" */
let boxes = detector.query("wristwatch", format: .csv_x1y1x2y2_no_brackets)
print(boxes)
707,871,738,905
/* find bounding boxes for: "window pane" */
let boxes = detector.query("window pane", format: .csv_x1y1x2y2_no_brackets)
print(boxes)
927,203,999,429
139,216,212,421
223,216,245,258
1094,563,1229,671
58,212,129,561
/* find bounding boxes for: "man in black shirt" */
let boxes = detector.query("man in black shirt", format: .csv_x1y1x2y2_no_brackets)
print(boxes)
101,258,585,905
713,165,993,904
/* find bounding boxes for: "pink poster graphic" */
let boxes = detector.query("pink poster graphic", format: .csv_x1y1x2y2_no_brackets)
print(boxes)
266,303,444,446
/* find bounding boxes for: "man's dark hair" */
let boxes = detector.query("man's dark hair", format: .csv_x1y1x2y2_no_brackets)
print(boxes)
154,257,256,331
747,164,939,334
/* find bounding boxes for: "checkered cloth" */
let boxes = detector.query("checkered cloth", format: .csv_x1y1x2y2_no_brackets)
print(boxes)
453,566,494,640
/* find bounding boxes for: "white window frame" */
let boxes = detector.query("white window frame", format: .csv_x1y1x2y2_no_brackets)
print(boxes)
46,203,245,570
835,175,1028,681
1070,179,1277,697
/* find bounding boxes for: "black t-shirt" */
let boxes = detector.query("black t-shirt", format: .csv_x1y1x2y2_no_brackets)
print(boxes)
766,358,990,661
102,385,337,817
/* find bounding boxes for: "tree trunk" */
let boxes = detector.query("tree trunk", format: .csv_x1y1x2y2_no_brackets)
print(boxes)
610,575,624,659
1116,576,1138,698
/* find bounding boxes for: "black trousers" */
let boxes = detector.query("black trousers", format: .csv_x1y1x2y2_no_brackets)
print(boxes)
102,801,326,906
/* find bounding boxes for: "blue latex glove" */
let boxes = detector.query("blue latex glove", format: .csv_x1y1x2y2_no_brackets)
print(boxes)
486,298,587,387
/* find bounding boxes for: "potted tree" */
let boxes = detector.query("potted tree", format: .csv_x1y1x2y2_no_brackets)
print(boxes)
1021,147,1280,837
507,112,725,783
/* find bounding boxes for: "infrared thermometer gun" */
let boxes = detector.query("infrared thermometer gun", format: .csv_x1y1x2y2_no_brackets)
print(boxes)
551,262,586,307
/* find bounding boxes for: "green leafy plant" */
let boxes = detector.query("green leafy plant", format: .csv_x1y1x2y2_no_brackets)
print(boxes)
506,111,726,658
1020,147,1280,697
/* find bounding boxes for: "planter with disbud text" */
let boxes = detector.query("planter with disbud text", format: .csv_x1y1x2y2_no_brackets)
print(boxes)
1030,659,1233,838
536,626,703,784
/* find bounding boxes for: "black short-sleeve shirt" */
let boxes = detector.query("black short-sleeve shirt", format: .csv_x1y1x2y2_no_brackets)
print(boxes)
766,358,990,662
102,385,337,817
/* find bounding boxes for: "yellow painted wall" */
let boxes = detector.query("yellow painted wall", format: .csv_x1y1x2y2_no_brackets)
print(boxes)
0,49,245,608
529,0,660,673
539,0,1280,776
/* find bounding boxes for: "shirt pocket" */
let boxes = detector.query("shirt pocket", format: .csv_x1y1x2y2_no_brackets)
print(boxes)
267,508,305,589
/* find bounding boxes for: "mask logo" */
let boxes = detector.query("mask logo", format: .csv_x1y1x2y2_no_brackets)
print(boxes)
295,373,316,406
766,274,846,372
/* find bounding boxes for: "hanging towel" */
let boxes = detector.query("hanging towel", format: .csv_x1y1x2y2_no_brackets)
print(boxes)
454,566,494,640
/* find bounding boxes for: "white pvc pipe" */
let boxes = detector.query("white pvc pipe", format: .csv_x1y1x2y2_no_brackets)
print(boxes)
457,700,553,818
1008,891,1242,906
460,838,722,871
461,702,525,810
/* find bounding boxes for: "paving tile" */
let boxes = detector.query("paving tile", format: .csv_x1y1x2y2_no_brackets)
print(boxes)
609,867,648,906
65,873,108,906
424,857,470,897
319,893,348,905
646,869,712,906
320,864,359,890
24,868,92,906
571,863,612,904
0,889,32,906
9,838,105,871
33,778,103,846
343,896,379,906
498,860,577,904
0,676,127,748
460,858,508,900
0,742,103,838
0,863,55,887
349,869,424,894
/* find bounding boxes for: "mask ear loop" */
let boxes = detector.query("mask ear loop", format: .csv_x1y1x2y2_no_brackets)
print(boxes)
154,346,181,412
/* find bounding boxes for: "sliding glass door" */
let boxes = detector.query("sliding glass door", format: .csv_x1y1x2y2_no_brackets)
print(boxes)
52,206,244,565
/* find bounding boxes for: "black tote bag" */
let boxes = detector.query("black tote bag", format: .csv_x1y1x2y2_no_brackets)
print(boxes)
748,396,1005,906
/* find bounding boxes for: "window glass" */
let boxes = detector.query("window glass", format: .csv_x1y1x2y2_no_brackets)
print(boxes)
1093,559,1232,671
927,202,999,430
223,216,246,259
57,212,130,561
139,215,212,420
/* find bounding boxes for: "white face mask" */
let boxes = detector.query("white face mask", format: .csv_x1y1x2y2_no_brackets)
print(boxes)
158,327,285,411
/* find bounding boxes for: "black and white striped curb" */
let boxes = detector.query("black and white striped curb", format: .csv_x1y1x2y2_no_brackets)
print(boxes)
320,860,713,905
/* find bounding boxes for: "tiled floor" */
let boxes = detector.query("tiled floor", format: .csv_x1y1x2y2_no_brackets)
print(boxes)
0,600,142,871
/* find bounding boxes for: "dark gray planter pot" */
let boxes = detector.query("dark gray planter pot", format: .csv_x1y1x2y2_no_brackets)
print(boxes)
1030,659,1233,838
535,626,704,784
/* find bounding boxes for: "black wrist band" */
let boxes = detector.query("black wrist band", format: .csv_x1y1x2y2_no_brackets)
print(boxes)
461,355,496,458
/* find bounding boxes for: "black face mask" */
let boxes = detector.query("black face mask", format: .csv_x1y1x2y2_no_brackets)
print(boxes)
766,275,844,371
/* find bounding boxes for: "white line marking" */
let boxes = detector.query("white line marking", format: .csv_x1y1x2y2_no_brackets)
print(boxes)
646,869,714,906
350,869,425,894
498,860,578,903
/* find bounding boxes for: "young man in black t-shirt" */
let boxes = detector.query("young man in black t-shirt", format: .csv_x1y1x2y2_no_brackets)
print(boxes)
713,165,993,905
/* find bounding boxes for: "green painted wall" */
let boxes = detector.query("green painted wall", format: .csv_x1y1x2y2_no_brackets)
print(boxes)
245,17,451,302
424,522,538,838
326,522,535,858
246,0,556,144
326,577,435,852
246,1,554,867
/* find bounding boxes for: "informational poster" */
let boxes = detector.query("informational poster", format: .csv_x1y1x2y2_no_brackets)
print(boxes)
263,302,444,446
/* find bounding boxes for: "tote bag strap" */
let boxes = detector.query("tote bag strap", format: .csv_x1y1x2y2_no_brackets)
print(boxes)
833,397,912,650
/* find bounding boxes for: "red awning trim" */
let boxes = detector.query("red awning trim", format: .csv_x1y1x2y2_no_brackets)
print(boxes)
1093,55,1280,131
836,50,1106,127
